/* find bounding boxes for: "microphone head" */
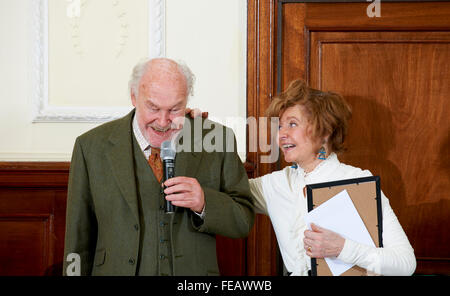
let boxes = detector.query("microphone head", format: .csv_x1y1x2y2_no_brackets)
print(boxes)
160,140,176,160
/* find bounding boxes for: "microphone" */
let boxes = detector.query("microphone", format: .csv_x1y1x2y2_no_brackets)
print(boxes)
161,140,176,214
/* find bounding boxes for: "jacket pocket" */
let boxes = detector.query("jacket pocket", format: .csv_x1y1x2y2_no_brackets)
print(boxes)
94,248,106,266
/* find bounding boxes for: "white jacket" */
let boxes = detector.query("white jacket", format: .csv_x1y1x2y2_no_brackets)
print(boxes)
249,153,416,276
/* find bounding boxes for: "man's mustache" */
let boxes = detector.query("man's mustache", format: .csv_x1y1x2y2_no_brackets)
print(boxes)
147,117,185,132
149,125,171,132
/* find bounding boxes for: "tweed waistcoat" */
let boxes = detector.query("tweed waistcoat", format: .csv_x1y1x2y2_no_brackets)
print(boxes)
132,135,175,275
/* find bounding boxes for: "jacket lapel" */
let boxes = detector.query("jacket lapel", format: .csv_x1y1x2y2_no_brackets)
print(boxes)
105,109,140,222
104,113,204,220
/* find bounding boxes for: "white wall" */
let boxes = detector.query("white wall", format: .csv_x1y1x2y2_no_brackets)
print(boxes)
0,0,247,161
166,0,247,159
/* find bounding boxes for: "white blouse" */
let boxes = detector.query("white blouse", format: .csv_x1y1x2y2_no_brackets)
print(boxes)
249,153,416,276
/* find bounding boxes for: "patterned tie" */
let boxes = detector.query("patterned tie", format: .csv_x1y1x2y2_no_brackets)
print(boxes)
148,147,163,183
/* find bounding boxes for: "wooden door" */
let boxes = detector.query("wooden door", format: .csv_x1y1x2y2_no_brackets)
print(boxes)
248,0,450,275
0,163,69,275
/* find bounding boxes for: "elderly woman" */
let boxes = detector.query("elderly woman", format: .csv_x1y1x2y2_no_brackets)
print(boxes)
249,79,416,276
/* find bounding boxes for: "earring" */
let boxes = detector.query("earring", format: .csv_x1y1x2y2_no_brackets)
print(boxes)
318,146,327,160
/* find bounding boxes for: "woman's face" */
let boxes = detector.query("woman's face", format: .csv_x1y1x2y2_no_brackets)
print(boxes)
278,105,320,166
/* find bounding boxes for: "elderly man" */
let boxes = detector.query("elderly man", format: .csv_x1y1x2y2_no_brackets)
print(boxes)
63,58,255,276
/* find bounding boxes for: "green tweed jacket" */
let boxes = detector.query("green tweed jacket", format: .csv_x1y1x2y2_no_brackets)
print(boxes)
62,109,255,275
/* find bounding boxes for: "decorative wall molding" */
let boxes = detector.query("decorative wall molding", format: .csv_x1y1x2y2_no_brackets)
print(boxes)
68,0,131,58
31,0,166,123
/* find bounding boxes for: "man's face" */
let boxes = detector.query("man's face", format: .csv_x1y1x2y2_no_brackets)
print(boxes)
131,63,187,148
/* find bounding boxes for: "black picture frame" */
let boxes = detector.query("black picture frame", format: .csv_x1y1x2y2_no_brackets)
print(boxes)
305,176,382,276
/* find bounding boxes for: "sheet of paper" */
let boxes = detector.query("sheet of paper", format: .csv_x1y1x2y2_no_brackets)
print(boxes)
304,189,375,276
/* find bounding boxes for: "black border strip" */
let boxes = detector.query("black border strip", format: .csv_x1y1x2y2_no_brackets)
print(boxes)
374,176,383,248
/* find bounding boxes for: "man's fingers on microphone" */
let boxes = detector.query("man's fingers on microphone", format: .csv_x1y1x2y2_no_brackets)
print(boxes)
164,183,191,194
165,193,189,201
170,199,194,208
164,176,192,187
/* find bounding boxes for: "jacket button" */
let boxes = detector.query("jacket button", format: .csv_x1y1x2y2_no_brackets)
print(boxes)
134,224,139,231
129,258,135,265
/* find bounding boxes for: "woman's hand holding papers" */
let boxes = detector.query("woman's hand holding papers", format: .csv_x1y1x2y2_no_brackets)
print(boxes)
303,223,345,258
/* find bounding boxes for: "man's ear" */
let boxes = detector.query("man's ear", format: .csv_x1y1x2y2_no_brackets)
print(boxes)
131,91,137,107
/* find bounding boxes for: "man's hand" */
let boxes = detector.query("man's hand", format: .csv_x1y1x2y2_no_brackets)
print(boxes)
303,223,345,258
163,176,205,213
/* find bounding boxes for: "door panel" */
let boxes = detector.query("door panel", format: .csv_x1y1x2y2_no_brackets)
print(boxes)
310,31,450,263
247,1,450,275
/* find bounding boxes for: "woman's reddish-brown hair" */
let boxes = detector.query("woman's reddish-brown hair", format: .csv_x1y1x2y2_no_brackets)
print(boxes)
266,79,352,153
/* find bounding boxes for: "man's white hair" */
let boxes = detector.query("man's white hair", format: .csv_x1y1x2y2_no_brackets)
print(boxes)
128,57,195,99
